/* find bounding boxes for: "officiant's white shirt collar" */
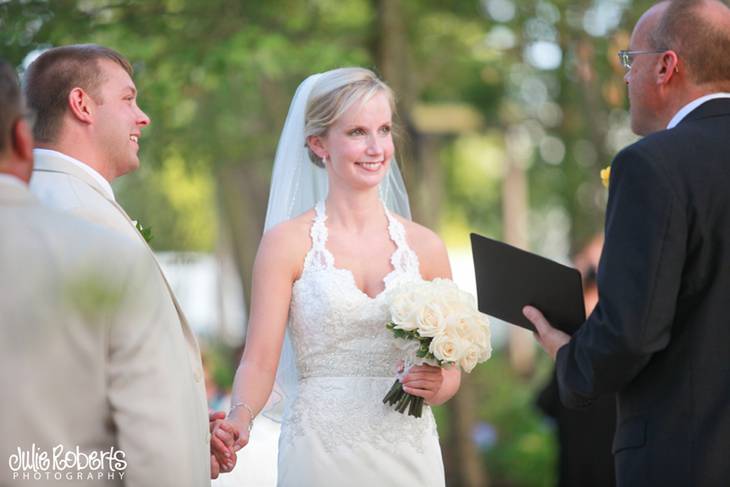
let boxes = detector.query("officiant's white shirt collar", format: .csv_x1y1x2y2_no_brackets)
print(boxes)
0,173,27,190
667,92,730,129
33,148,116,201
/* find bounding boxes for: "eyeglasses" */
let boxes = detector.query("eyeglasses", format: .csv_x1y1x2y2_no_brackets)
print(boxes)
617,49,667,71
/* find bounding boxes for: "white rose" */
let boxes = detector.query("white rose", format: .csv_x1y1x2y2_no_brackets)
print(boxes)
429,329,465,363
464,314,492,360
415,302,447,337
390,288,422,331
459,345,481,373
456,288,477,309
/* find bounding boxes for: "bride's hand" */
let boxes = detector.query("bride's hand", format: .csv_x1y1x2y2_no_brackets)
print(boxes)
218,408,253,454
401,364,444,404
211,418,239,473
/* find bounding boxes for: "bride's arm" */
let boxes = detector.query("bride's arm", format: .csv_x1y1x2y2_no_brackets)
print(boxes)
217,223,303,454
403,223,462,406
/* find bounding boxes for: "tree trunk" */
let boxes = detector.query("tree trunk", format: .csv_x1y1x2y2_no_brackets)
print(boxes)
503,141,536,378
446,372,489,487
215,163,268,314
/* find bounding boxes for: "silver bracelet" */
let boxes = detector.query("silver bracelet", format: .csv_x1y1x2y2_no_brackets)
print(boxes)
229,402,256,432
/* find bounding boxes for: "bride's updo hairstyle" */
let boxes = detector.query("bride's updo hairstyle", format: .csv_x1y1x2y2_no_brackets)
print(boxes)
304,67,395,167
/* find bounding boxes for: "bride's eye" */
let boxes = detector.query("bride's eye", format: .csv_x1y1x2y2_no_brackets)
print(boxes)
379,125,391,135
348,128,366,136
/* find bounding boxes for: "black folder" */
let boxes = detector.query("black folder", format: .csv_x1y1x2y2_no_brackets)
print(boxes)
470,233,586,335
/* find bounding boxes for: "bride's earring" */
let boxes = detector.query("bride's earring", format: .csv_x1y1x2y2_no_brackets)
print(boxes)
322,155,329,165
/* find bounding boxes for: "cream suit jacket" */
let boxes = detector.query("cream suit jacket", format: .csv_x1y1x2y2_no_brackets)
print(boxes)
0,179,210,486
29,150,204,371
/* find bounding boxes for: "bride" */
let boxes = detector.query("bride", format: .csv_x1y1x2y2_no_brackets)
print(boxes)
213,67,461,486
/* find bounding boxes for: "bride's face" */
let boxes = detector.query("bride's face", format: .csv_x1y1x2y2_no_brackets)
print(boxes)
314,91,394,191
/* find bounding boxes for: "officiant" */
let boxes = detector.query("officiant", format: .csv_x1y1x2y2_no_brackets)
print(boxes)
524,1,730,485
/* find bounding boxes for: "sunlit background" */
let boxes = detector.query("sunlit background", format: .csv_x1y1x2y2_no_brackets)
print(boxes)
2,0,655,484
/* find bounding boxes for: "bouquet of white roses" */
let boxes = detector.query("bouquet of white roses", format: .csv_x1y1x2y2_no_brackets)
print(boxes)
382,278,492,417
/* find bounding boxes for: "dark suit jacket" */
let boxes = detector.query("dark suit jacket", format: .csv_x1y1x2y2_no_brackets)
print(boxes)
556,98,730,487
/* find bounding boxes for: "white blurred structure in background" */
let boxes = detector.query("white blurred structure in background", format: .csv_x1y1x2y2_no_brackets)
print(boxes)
157,251,247,344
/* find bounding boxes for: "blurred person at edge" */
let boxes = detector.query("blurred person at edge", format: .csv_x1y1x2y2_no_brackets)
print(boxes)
0,59,203,486
536,235,617,487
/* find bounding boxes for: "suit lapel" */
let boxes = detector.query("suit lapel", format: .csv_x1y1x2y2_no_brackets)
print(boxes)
105,197,201,357
32,152,201,360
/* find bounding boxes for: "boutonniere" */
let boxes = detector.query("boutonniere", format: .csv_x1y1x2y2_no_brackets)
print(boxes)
600,165,611,188
133,220,154,243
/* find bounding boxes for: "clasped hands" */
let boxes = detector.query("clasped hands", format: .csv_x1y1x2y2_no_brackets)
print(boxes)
208,411,245,479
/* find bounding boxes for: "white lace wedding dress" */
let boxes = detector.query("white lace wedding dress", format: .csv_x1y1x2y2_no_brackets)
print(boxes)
276,200,445,487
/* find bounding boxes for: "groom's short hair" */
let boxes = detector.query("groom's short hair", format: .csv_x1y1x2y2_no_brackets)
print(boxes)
0,60,23,154
23,44,133,143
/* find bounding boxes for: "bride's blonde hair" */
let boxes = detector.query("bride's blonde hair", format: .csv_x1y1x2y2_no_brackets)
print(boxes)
304,67,395,167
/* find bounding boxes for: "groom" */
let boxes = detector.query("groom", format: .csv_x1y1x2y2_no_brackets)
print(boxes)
524,1,730,485
23,44,234,478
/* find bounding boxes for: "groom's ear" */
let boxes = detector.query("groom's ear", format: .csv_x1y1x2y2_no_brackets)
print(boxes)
67,87,95,125
11,118,33,164
306,135,327,159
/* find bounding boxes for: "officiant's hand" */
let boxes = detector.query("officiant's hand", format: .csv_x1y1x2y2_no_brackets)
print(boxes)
523,305,570,360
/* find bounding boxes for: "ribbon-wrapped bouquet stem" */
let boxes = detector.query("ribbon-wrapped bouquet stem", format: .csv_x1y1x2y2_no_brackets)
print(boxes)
383,278,492,417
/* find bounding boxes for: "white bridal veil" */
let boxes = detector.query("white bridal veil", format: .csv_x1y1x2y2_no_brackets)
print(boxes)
262,70,412,419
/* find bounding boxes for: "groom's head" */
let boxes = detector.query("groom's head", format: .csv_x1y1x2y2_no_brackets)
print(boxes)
0,60,33,183
24,44,150,181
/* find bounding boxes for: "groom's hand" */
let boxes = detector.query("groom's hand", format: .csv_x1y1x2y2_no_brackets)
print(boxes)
209,411,237,475
523,306,570,360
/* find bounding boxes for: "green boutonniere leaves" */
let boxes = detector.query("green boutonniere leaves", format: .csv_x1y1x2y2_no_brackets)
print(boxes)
134,220,153,243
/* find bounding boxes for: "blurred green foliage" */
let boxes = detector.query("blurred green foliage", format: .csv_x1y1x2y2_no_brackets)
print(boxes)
3,1,659,483
434,351,557,486
3,0,653,256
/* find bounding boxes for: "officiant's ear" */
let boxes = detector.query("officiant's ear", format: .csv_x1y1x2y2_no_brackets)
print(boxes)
67,87,95,124
656,50,679,85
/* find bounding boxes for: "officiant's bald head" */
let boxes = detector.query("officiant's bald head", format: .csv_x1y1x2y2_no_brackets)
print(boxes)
0,60,33,183
626,0,730,134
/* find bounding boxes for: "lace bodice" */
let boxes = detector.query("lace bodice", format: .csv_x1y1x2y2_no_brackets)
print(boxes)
289,200,421,379
280,200,439,455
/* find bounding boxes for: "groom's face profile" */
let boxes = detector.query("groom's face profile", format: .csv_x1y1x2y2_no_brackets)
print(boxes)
93,59,150,178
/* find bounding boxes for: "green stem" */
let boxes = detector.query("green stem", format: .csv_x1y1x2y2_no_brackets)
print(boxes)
382,379,403,405
396,392,411,413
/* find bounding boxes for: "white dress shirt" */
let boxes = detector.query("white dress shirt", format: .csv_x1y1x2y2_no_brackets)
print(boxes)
0,174,26,190
32,148,115,200
667,92,730,129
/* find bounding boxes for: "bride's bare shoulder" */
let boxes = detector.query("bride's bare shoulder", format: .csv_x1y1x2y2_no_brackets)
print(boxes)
256,209,317,273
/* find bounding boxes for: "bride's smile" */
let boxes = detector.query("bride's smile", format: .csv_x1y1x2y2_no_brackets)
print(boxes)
309,90,394,190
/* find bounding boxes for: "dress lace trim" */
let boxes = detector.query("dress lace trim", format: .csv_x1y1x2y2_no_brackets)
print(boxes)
301,199,420,283
284,199,434,454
